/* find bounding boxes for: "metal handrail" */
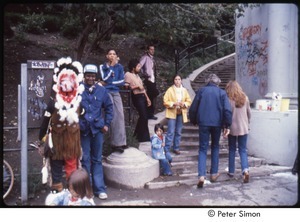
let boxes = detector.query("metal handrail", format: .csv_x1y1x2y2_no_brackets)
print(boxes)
175,30,235,74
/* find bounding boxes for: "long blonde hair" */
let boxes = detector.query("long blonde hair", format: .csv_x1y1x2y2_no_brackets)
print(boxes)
225,80,246,108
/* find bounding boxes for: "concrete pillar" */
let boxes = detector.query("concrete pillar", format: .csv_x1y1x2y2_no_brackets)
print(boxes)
266,4,298,108
103,147,159,189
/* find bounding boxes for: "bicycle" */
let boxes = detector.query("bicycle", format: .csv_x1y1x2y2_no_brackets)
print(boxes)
3,159,14,199
3,143,47,200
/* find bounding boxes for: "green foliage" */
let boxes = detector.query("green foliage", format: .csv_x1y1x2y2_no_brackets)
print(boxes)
13,169,45,197
103,127,139,156
125,127,139,148
5,12,25,25
28,172,43,195
235,3,261,18
5,3,240,66
159,62,177,84
14,31,26,43
134,3,237,48
18,12,45,34
42,15,63,33
61,16,82,39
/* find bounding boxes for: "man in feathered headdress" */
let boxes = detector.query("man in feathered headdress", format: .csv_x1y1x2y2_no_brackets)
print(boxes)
38,57,84,193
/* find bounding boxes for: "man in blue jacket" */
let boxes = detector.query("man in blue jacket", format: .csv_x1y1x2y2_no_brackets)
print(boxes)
189,73,232,188
80,64,113,200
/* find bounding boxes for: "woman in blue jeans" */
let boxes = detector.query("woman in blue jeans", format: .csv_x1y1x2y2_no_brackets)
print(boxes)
163,74,192,160
225,80,251,183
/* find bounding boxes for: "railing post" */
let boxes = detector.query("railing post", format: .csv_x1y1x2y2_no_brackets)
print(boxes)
188,45,191,68
174,49,178,74
216,37,218,57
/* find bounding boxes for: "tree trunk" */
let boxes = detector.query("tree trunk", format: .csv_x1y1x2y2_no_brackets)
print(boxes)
82,21,117,63
74,21,94,61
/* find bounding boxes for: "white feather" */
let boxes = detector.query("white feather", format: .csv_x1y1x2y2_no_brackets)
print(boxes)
53,74,58,83
52,84,58,93
78,84,85,94
54,67,59,74
77,73,84,82
42,165,48,184
66,57,72,64
48,132,53,148
72,61,83,73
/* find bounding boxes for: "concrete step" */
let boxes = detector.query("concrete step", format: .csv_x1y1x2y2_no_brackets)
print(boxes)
191,55,235,93
180,133,229,145
170,147,229,162
170,156,266,174
145,164,292,189
178,140,228,150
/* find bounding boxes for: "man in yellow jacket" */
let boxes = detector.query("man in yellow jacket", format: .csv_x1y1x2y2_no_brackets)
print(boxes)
163,74,192,162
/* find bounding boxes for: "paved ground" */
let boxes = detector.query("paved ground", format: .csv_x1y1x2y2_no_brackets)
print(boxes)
92,171,298,206
4,170,297,207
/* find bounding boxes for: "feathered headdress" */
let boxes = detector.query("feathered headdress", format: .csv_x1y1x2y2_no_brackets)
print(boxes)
52,57,84,124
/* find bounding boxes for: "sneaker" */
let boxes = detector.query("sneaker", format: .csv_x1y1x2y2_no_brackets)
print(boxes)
98,192,108,200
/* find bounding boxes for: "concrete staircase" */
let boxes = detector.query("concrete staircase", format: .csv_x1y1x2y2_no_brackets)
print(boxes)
144,54,292,189
145,123,292,189
191,54,235,91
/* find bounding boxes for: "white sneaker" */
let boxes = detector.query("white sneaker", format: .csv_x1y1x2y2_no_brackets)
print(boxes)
98,192,108,200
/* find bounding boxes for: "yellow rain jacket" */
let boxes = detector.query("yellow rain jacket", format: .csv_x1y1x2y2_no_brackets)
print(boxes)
163,85,192,123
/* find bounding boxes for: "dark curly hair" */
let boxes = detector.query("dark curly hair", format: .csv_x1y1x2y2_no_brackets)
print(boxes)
127,59,140,72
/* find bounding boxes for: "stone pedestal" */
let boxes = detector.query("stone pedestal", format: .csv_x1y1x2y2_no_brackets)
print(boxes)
103,147,159,189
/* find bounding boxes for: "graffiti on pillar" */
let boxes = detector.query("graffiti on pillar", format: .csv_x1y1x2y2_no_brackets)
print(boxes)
27,60,55,127
237,24,268,96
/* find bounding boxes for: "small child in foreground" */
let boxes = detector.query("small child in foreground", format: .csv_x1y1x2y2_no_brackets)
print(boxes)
45,168,95,206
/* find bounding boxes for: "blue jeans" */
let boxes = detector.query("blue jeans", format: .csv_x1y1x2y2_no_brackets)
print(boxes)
228,134,249,175
198,126,222,178
81,131,106,195
164,115,183,154
159,159,172,175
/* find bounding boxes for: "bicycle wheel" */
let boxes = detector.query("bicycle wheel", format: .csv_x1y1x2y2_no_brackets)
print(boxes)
3,160,14,199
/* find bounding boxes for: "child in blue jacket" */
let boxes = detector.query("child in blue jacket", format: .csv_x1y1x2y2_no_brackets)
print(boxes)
151,124,172,176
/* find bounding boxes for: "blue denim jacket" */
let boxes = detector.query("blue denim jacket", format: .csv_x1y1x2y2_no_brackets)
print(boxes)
151,134,166,160
79,83,113,136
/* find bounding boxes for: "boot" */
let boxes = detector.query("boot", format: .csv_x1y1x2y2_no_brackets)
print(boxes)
51,182,63,193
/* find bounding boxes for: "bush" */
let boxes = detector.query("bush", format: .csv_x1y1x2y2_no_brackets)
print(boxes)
42,15,63,33
103,127,139,156
5,12,25,26
61,17,82,39
18,13,45,35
